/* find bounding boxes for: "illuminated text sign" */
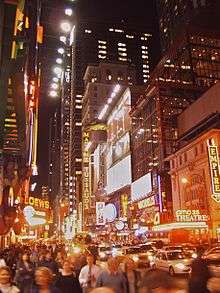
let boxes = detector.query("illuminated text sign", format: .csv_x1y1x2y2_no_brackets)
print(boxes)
83,132,90,210
176,210,209,222
208,145,220,202
24,197,49,209
138,195,155,209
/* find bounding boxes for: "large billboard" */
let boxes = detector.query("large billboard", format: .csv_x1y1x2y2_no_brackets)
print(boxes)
107,155,132,194
131,173,152,202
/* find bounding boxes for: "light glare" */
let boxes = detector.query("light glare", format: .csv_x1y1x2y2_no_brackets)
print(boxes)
65,8,73,16
58,48,65,54
60,22,71,33
56,58,63,64
49,90,58,97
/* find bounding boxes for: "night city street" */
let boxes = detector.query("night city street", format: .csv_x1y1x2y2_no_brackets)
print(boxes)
1,0,220,292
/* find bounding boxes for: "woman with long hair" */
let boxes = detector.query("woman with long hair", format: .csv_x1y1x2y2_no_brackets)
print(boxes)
15,252,35,293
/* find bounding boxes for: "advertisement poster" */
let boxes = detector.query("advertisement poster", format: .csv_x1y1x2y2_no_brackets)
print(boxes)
96,202,105,225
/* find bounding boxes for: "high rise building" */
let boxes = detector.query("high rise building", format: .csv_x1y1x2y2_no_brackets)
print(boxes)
157,0,220,53
70,19,160,218
0,0,43,242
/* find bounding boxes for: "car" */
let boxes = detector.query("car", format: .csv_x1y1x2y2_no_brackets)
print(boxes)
152,250,192,276
203,252,220,277
123,246,152,268
98,246,112,261
203,246,220,258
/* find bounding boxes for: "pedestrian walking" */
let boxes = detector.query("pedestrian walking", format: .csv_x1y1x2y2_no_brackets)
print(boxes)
0,266,20,293
123,257,141,293
96,257,127,293
55,260,82,293
0,253,6,268
14,252,35,293
79,254,102,293
30,267,61,293
188,256,211,293
38,251,59,276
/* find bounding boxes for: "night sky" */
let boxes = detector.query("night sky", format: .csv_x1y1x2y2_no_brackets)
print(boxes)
37,0,159,190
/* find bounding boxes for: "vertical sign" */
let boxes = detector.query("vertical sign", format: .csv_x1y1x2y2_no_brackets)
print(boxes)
82,132,90,212
208,144,220,202
96,202,105,225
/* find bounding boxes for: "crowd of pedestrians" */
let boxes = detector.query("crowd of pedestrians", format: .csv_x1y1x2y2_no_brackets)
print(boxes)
0,244,219,293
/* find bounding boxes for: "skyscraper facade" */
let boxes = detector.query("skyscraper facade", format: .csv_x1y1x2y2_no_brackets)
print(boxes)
70,19,160,217
157,0,220,52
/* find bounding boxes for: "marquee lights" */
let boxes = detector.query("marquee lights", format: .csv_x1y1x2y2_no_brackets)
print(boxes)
152,222,208,232
98,84,120,120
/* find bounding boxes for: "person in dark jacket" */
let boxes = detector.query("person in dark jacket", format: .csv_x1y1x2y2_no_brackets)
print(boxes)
123,257,141,293
15,252,35,293
188,256,211,293
38,251,59,276
55,260,82,293
30,267,61,293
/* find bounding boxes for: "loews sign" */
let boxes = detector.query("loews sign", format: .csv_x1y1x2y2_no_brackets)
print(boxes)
208,144,220,202
176,210,209,222
24,197,49,210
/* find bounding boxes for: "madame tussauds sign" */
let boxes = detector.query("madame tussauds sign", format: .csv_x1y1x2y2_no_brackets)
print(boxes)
176,209,209,222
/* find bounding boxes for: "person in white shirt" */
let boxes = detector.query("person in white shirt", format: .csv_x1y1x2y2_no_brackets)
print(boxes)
79,255,102,293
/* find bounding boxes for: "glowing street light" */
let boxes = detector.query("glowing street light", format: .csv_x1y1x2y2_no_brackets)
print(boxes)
65,8,73,16
49,90,58,98
60,36,67,43
53,77,59,83
58,48,65,54
51,83,59,90
60,21,71,33
53,66,62,76
56,58,63,64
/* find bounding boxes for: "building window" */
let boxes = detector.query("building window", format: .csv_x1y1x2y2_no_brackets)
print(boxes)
200,143,204,153
85,29,92,34
194,146,198,157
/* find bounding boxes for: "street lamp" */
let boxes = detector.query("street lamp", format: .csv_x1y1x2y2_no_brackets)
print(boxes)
65,8,73,16
51,83,59,90
53,66,62,76
58,48,65,55
49,90,58,98
56,58,63,65
53,77,59,83
60,21,71,33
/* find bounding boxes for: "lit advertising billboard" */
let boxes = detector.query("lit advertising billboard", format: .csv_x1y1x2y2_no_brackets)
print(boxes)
131,173,152,202
107,155,132,194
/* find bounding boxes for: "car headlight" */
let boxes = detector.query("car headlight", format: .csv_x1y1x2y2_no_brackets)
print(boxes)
100,252,106,258
192,253,197,259
175,263,186,270
132,256,139,262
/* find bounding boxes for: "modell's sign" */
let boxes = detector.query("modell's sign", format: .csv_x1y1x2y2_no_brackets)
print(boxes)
24,197,49,210
208,144,220,202
176,210,209,222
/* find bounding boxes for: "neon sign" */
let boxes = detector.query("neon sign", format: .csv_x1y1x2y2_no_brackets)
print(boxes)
208,144,220,202
82,132,90,210
176,210,209,222
138,195,156,209
24,197,49,210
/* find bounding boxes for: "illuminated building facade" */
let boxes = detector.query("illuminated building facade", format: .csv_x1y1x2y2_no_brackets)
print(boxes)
157,0,220,52
168,82,220,241
70,20,159,225
0,0,43,243
130,27,220,239
81,62,138,229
